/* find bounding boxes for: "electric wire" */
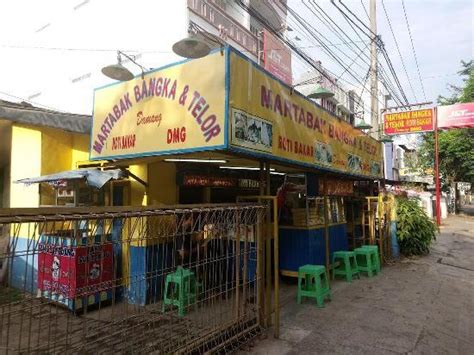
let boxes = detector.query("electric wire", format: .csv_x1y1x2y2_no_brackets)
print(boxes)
0,90,70,113
230,0,375,120
360,0,370,20
381,0,418,102
330,0,410,105
284,2,394,117
307,0,405,107
401,0,427,101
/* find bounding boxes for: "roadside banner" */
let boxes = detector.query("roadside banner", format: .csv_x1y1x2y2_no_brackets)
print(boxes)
383,108,434,135
263,29,292,86
437,102,474,129
229,50,383,178
90,50,226,160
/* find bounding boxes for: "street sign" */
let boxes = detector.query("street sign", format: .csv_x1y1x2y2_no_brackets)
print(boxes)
383,108,434,135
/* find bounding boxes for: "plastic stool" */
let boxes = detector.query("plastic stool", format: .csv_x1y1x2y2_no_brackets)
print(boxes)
361,245,381,273
297,265,331,308
162,266,197,316
354,248,378,277
332,251,360,282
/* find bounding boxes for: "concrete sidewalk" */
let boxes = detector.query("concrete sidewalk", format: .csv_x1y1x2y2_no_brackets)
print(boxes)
248,215,474,354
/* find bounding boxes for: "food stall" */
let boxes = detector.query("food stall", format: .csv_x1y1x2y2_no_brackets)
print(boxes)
278,175,352,276
85,46,383,304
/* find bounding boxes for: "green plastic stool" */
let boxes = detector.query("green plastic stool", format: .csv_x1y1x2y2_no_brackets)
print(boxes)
361,245,381,273
162,266,197,316
297,265,331,308
354,248,378,277
332,251,360,282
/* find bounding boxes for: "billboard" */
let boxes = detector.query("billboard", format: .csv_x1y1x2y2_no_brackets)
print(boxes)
384,108,434,135
437,102,474,129
229,50,383,178
263,29,292,85
90,50,226,160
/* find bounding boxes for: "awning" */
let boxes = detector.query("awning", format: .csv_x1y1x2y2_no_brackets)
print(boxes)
15,168,125,189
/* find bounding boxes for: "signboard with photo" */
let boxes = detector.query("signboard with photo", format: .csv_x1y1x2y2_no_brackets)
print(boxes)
231,108,273,153
229,50,383,179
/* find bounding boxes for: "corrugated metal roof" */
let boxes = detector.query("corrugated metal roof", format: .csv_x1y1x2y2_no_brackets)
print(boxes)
15,168,125,189
0,100,91,134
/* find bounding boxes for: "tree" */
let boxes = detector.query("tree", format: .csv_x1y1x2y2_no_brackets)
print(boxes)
418,60,474,188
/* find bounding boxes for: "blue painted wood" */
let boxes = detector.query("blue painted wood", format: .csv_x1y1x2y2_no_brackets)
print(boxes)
128,243,173,306
279,224,348,273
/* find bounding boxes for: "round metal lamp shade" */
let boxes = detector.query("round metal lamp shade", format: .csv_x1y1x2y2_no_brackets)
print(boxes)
307,87,335,99
355,120,372,130
380,135,393,143
101,64,134,81
172,37,211,59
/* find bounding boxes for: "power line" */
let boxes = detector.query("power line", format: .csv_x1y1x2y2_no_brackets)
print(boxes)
329,0,410,106
381,0,418,102
0,90,69,113
305,1,372,73
360,0,369,20
401,0,427,101
283,3,386,118
306,0,403,107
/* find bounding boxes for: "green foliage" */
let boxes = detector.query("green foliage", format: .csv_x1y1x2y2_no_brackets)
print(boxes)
437,60,473,105
396,197,437,256
419,129,474,186
419,60,474,186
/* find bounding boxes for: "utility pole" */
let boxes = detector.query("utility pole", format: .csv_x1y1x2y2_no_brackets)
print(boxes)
370,0,379,139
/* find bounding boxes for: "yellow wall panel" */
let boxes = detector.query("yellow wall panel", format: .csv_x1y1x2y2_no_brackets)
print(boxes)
40,127,72,175
10,125,41,208
129,164,148,206
147,161,177,205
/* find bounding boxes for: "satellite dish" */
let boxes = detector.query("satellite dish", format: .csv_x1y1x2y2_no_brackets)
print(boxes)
101,63,134,81
172,37,211,59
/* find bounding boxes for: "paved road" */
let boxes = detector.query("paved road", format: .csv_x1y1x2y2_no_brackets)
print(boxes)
249,215,474,354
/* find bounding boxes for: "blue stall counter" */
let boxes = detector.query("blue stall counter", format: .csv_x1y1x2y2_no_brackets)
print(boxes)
279,223,348,277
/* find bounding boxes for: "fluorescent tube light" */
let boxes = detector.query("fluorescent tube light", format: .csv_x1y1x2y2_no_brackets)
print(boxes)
164,158,227,163
219,166,275,171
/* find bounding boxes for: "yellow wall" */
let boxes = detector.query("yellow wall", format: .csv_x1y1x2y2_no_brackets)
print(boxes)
41,127,73,175
72,134,90,168
147,161,177,205
129,164,148,206
10,125,42,208
9,124,89,207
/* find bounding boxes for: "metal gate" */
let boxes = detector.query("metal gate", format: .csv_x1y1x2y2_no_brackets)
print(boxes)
0,203,267,353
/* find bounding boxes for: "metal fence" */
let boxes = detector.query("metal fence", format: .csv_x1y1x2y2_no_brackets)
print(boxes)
0,203,267,354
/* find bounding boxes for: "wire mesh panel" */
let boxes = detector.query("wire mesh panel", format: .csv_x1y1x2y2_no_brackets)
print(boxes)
0,204,266,354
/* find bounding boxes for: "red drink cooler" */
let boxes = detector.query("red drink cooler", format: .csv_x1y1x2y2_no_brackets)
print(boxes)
37,232,114,311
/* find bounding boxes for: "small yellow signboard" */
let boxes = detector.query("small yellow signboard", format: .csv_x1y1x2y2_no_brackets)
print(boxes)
228,50,383,178
90,51,226,160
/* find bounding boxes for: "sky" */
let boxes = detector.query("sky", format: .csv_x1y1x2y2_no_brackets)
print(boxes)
0,0,472,117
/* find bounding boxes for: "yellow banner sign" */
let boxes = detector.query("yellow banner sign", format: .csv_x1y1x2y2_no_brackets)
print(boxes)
90,51,226,160
228,50,383,178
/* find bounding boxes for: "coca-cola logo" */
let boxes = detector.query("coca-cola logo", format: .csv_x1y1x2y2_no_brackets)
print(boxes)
136,111,162,126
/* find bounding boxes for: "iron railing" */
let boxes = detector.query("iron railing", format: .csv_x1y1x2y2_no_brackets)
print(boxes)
0,203,267,354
